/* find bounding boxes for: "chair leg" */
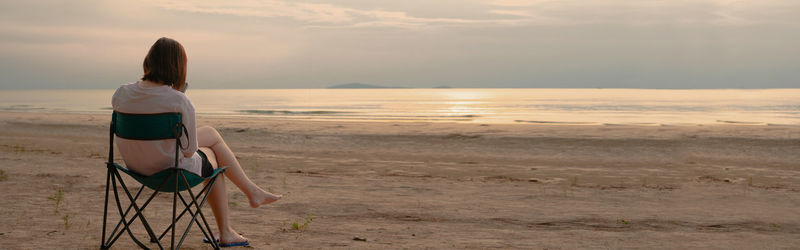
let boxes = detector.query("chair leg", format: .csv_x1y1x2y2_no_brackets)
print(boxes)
157,177,216,241
109,170,150,249
101,168,111,249
154,173,220,249
176,172,221,249
105,185,146,246
160,193,202,244
159,185,214,246
172,169,178,250
108,191,169,249
175,193,213,246
157,196,195,241
107,169,167,250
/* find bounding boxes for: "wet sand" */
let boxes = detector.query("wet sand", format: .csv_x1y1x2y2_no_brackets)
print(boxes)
1,111,799,249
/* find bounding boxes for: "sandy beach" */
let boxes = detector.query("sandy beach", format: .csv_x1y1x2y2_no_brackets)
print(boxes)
1,111,799,249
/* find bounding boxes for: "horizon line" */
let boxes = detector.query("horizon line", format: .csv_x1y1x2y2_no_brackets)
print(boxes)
2,87,800,91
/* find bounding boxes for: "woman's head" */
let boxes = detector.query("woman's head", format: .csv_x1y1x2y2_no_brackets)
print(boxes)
142,37,187,91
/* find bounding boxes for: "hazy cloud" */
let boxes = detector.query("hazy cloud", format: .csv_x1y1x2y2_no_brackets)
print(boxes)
148,0,519,28
147,0,800,28
487,0,800,26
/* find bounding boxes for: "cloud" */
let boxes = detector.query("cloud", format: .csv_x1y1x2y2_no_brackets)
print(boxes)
146,0,520,28
146,0,800,28
489,10,533,17
487,0,800,26
489,0,542,7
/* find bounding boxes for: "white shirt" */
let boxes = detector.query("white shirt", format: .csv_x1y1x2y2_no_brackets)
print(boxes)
111,81,202,176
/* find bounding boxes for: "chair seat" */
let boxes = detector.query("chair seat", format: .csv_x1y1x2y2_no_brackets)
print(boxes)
114,163,225,192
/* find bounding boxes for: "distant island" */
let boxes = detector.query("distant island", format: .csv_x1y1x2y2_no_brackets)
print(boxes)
327,83,452,89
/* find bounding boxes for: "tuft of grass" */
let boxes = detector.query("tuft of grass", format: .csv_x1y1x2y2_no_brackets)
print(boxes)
771,223,782,228
747,177,753,186
571,176,578,187
230,201,238,207
290,215,315,231
62,214,72,229
48,188,64,213
641,177,647,187
617,218,631,225
0,169,7,181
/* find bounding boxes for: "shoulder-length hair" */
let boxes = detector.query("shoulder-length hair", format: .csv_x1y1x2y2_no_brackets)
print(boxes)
141,37,187,90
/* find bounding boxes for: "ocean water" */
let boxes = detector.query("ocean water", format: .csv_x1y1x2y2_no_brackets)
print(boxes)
1,88,799,125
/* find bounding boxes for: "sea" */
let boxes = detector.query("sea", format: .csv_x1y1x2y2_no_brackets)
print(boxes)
1,88,799,125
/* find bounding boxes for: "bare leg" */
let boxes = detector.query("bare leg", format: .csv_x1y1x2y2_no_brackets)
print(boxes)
198,147,248,245
197,126,281,208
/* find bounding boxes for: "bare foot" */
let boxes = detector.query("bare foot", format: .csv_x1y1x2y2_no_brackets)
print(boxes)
248,188,282,208
217,231,249,246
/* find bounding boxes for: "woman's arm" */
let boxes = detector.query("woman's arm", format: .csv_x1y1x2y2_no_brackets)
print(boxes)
180,97,199,158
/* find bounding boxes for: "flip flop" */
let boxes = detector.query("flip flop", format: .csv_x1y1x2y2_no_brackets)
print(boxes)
203,237,250,248
219,241,250,247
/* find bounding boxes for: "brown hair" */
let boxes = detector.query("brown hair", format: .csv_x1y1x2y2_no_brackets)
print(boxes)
141,37,187,91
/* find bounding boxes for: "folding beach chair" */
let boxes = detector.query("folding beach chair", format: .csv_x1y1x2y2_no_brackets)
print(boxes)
101,111,227,249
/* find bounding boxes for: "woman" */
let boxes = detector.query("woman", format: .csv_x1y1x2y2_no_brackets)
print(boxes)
112,37,281,247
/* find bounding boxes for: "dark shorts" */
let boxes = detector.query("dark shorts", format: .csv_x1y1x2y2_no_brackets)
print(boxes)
196,150,214,177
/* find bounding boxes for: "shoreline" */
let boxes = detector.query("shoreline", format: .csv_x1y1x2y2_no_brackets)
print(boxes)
1,111,799,249
3,110,800,130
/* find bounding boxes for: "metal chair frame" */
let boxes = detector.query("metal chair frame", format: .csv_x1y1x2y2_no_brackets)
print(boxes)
100,111,226,250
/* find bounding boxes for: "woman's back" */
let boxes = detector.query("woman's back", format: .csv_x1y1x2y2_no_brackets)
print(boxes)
112,80,200,176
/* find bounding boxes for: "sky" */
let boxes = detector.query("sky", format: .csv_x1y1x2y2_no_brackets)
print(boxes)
0,0,798,89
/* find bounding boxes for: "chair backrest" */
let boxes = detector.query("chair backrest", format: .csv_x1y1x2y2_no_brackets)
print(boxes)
112,111,183,140
109,111,197,190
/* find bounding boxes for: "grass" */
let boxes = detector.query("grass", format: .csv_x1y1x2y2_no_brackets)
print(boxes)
62,214,72,229
0,169,7,181
571,176,578,187
617,218,631,225
290,215,315,231
48,188,64,213
10,145,26,152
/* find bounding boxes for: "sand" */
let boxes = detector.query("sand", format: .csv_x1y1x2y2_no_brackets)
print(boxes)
1,111,799,249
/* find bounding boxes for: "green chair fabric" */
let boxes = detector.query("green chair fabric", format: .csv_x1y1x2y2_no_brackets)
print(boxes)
114,163,224,193
113,112,183,140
